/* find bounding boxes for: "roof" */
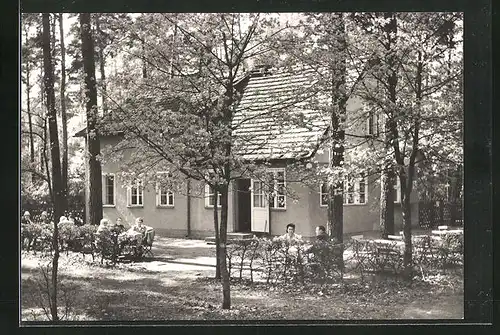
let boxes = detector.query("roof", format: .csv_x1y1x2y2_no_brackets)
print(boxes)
232,67,328,160
75,69,329,161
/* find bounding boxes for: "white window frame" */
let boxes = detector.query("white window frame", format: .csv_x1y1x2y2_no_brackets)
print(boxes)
366,111,379,137
268,169,286,209
393,177,401,203
127,179,144,207
205,184,222,208
156,172,174,208
103,173,115,207
343,175,368,205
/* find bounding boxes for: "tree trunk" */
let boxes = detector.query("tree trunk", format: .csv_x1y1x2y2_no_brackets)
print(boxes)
142,40,147,79
43,12,63,323
80,13,103,227
219,185,231,309
327,13,347,271
400,172,414,279
401,49,423,278
448,165,462,226
22,26,36,181
59,13,68,213
380,12,398,239
95,15,108,115
26,62,36,181
42,116,53,204
213,188,221,279
380,166,395,238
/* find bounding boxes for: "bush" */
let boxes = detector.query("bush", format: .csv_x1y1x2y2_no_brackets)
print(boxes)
58,221,81,253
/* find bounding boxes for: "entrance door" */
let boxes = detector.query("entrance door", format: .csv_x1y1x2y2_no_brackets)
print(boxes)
251,179,270,233
236,179,251,232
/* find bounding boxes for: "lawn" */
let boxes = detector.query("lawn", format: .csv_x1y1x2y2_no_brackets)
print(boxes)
20,236,464,321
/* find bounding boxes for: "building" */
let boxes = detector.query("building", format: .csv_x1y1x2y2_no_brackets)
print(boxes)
76,67,419,239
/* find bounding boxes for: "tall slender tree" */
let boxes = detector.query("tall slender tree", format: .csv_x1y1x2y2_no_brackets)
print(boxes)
80,13,103,226
59,13,69,211
379,12,398,238
42,12,63,323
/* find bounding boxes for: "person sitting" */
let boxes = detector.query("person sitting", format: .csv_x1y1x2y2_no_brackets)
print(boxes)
124,217,150,247
39,211,51,226
130,217,148,234
278,223,302,243
113,218,127,234
96,218,112,236
315,225,330,242
21,211,33,225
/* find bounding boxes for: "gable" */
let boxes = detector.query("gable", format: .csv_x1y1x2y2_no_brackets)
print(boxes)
232,68,329,161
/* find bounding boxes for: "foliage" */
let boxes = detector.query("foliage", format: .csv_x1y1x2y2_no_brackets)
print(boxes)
25,262,78,321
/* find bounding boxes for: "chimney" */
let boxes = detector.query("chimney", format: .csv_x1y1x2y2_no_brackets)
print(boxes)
249,64,272,78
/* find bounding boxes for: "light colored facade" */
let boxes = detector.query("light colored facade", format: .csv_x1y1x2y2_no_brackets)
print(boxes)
99,134,419,239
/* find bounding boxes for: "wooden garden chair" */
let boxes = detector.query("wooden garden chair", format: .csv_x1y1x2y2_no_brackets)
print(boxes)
142,228,155,258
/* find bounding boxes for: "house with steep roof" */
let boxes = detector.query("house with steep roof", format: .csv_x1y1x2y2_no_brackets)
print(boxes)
76,67,419,239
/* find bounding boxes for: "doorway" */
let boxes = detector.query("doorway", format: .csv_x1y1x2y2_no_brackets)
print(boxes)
236,179,251,232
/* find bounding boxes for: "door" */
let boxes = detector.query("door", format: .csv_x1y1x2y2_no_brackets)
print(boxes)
237,179,251,232
250,179,270,233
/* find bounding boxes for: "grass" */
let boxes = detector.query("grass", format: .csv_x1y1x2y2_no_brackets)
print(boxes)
20,236,464,322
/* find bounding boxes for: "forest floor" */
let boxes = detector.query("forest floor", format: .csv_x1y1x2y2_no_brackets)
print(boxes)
20,236,463,322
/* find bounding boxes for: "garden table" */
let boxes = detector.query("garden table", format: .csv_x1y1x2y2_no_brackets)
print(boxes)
372,239,404,247
431,230,463,236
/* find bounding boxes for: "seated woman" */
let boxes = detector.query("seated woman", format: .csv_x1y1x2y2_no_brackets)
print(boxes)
96,218,111,235
113,218,127,233
21,211,33,225
39,211,52,226
276,223,303,243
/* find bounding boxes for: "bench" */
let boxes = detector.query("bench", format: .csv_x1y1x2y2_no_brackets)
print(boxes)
387,235,403,241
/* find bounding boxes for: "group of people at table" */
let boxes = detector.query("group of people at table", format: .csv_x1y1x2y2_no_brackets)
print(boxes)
21,210,153,256
275,223,331,244
96,217,153,256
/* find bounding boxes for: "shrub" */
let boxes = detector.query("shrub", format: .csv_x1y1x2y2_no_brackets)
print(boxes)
58,221,81,253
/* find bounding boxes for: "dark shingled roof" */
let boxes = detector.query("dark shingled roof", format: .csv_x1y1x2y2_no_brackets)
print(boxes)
75,69,329,161
232,68,328,160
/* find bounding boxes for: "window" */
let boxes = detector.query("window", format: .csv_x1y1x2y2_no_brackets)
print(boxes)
156,173,174,207
320,182,329,207
366,111,379,136
127,179,144,207
343,174,368,205
103,174,115,207
253,180,265,208
393,177,401,203
268,169,286,209
205,184,222,208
